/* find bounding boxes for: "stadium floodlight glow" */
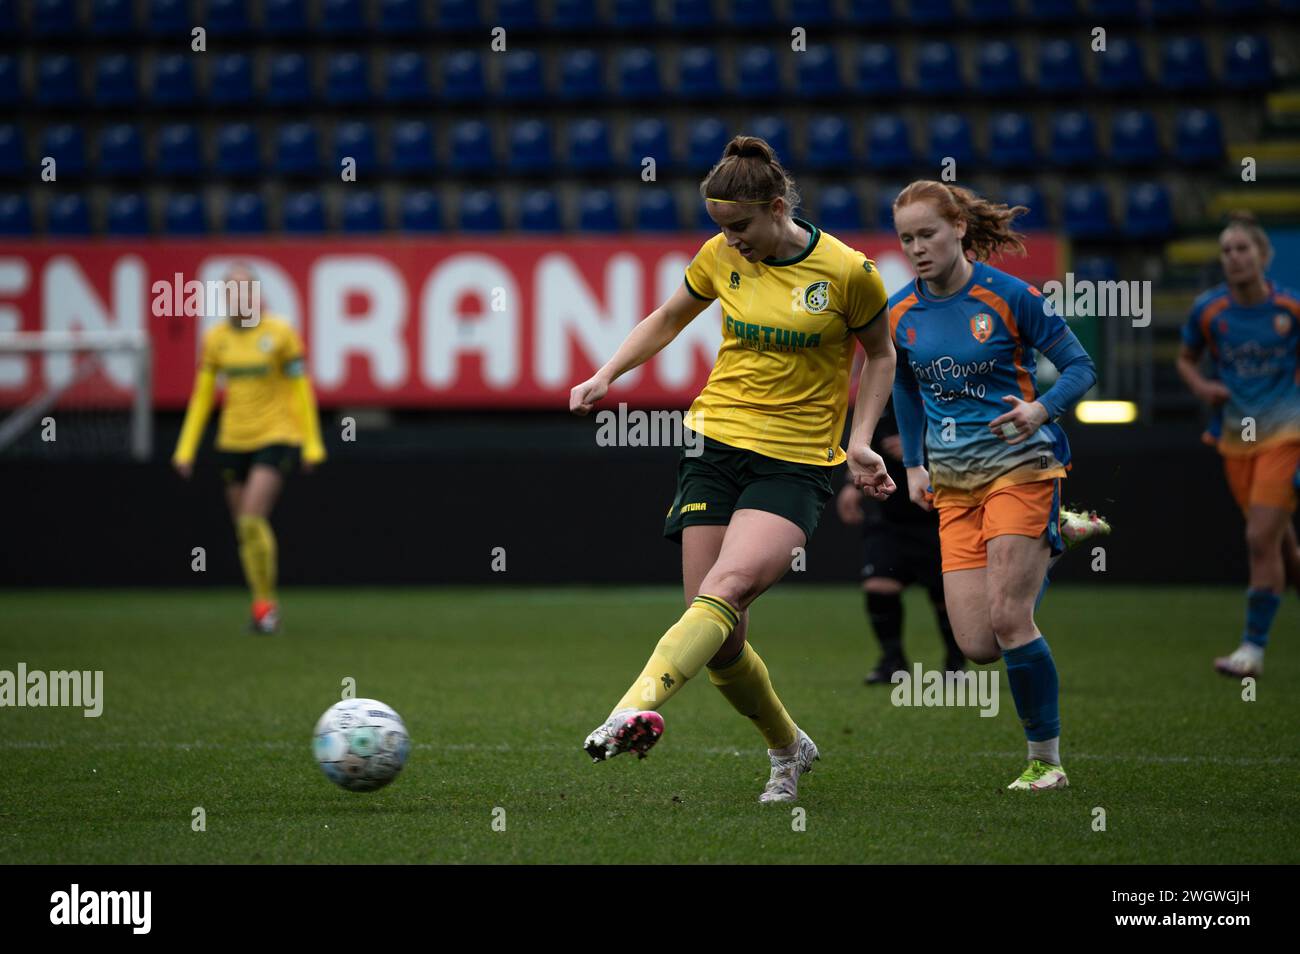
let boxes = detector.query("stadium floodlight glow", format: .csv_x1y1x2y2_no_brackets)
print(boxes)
1075,400,1138,424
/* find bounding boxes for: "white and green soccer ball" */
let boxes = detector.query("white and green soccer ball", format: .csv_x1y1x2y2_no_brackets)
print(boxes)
313,698,411,792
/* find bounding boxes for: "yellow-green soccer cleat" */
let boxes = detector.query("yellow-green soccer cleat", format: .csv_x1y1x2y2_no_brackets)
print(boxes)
1007,759,1069,791
1059,508,1111,550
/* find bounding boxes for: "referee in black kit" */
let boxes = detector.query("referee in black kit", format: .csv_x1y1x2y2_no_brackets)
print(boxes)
836,401,965,684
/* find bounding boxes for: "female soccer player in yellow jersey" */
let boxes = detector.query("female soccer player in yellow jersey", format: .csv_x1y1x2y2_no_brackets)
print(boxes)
888,182,1097,791
172,263,326,634
569,136,897,802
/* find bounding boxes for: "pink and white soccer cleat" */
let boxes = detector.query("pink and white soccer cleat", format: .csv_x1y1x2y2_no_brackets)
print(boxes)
583,708,665,762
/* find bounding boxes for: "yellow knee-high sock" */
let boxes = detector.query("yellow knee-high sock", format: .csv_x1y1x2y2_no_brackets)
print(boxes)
707,643,797,750
614,595,739,712
236,515,276,604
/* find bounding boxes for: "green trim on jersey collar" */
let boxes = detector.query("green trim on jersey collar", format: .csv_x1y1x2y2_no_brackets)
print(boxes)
762,217,820,267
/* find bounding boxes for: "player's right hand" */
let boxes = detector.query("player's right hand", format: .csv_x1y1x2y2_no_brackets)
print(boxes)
1198,381,1230,406
905,465,934,512
569,375,609,415
836,483,865,525
173,460,193,479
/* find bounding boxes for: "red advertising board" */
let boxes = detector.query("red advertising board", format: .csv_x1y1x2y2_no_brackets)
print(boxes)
0,236,1063,409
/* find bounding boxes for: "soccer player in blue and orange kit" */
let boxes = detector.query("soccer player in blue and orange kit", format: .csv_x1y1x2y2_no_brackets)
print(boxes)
889,181,1097,791
1177,211,1300,678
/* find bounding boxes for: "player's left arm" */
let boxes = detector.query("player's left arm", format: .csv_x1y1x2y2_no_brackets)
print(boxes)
845,260,897,498
282,326,326,468
989,286,1097,445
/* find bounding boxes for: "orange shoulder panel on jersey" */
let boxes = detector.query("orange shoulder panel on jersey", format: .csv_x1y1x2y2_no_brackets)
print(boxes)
969,284,1034,401
1275,292,1300,320
1198,295,1232,355
889,294,919,340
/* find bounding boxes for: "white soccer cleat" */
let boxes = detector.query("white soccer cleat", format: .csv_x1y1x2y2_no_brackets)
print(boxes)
583,708,665,763
758,727,819,804
1059,508,1111,550
1214,643,1264,679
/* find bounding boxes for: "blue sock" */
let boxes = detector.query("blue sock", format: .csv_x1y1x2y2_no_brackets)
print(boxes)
1003,637,1060,743
1243,589,1282,649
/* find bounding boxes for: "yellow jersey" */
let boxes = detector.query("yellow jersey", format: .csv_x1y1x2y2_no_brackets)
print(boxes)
682,217,888,466
200,315,308,451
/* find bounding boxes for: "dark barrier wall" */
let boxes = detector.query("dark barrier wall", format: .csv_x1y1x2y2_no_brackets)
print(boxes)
0,416,1267,587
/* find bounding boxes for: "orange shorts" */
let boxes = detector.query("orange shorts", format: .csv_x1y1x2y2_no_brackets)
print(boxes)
936,479,1061,573
1223,442,1300,513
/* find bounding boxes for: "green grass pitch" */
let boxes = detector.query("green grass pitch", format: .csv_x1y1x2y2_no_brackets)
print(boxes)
1,585,1296,864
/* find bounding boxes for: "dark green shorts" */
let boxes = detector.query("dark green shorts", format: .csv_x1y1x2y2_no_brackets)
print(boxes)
663,433,835,544
216,444,300,485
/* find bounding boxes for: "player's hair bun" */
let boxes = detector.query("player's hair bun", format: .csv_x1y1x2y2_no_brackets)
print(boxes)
723,136,775,164
1225,208,1259,226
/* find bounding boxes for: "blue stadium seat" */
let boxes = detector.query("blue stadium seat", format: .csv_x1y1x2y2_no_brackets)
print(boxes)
908,0,955,24
385,53,432,103
687,117,729,172
1210,0,1264,13
215,123,261,176
442,51,487,103
875,185,905,228
856,44,902,96
224,192,267,233
391,121,436,174
790,0,835,25
0,194,33,235
552,0,598,29
36,56,81,108
796,45,842,99
866,114,914,171
156,123,203,177
927,113,975,168
819,186,862,232
41,125,87,178
1124,182,1172,238
749,116,790,164
618,48,662,102
282,191,326,233
1174,108,1223,165
91,0,135,35
508,119,554,173
502,51,545,104
438,0,480,30
1223,36,1272,90
1161,36,1211,91
846,0,896,22
696,201,718,232
730,0,775,26
736,46,781,101
164,192,207,234
498,0,540,28
806,116,853,170
0,0,13,33
378,0,424,33
334,122,377,178
206,0,251,35
637,191,679,232
612,0,655,27
263,0,307,35
679,47,724,100
106,193,149,235
1090,0,1139,20
0,56,19,108
977,40,1023,96
567,119,613,173
48,194,92,236
1110,110,1161,166
340,191,385,233
149,54,197,107
988,112,1037,168
210,54,254,106
1027,0,1077,20
459,189,503,231
559,50,603,103
399,190,442,231
32,0,78,35
1073,255,1117,282
1096,38,1146,92
669,0,713,27
320,0,366,34
98,124,145,177
967,0,1016,21
449,120,495,173
325,52,371,105
1049,110,1099,167
0,125,24,178
917,42,963,96
275,123,320,176
1037,40,1085,93
266,53,311,106
1062,184,1110,239
1003,183,1047,229
1151,0,1201,19
146,0,188,34
578,190,619,232
519,190,562,232
628,118,672,168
